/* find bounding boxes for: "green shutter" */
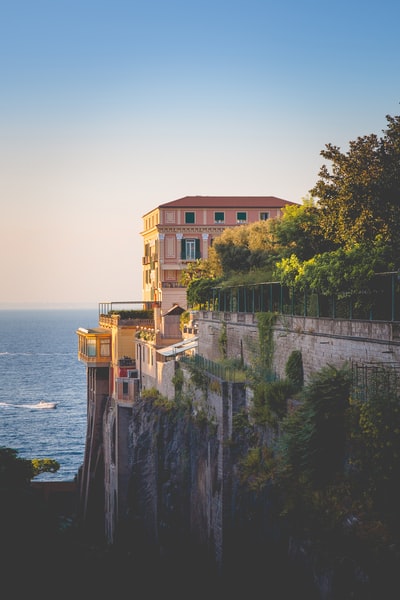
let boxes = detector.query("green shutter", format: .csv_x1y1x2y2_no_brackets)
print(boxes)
181,239,186,259
195,238,201,259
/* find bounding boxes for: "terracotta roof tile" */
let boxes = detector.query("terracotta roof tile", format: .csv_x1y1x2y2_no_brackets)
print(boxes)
157,195,294,210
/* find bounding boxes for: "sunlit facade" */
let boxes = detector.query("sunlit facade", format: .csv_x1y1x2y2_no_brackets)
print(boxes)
141,195,295,311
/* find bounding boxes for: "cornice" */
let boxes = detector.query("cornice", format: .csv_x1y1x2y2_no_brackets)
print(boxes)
157,226,226,234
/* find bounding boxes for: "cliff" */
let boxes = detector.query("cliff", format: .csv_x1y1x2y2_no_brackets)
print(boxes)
77,312,400,597
110,387,320,596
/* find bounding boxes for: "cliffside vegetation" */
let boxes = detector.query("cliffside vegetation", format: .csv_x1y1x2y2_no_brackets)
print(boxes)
179,113,400,590
231,336,400,593
185,113,400,308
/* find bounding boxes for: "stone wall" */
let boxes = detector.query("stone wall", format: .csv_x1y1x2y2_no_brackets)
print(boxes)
197,311,400,382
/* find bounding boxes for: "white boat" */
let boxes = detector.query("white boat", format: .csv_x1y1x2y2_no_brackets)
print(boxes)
32,401,57,409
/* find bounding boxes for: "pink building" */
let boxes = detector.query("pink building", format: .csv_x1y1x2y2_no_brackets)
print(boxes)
141,195,295,311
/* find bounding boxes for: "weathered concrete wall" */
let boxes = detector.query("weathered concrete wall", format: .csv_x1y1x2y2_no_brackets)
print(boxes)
156,359,176,398
197,311,400,382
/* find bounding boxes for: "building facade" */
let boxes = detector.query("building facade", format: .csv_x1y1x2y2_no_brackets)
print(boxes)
76,306,154,537
76,194,295,540
141,195,295,311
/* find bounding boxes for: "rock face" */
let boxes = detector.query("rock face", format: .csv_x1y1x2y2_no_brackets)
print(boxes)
115,389,319,596
124,395,222,580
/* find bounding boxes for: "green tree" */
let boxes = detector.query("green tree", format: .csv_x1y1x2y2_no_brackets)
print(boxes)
310,113,400,264
285,350,304,392
0,446,34,487
0,446,60,485
349,371,400,534
0,447,61,583
270,365,352,535
180,256,222,308
212,219,278,277
31,457,61,477
275,241,389,296
186,276,220,308
179,257,221,287
270,196,335,261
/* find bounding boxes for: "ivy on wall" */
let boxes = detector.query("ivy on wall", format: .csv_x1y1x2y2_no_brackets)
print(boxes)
218,322,227,359
257,312,276,372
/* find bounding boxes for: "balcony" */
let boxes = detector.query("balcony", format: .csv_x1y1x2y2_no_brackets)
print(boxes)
76,327,112,366
115,376,140,403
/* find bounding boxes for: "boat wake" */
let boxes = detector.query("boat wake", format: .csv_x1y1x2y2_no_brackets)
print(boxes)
0,401,57,410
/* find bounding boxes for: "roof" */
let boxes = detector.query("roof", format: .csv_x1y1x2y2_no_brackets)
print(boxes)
163,303,185,316
143,195,295,217
157,337,199,357
77,327,110,335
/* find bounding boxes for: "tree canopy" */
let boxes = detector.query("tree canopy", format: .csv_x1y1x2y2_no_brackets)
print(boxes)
0,446,60,486
310,113,400,264
184,112,400,305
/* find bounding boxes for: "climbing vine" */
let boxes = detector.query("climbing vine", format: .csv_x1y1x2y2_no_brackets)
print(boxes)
257,312,276,372
285,349,304,392
218,322,227,359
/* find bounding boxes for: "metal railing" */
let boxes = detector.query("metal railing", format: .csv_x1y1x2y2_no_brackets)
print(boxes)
207,272,400,322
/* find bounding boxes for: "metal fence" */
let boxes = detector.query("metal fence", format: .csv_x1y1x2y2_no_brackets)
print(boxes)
352,361,400,402
207,271,400,322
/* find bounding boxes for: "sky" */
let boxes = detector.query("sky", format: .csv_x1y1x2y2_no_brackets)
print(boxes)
1,0,399,308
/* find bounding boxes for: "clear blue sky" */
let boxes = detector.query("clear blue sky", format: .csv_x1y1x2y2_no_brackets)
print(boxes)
1,0,399,307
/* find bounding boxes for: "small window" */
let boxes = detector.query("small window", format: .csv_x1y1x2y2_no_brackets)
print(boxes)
215,212,224,223
185,212,195,224
237,212,247,222
260,212,269,221
123,381,129,395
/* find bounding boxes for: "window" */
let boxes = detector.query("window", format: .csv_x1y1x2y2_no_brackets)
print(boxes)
100,338,111,357
214,212,224,223
185,212,195,224
237,212,247,223
181,238,200,260
123,381,128,395
260,212,269,220
87,339,96,357
186,239,196,260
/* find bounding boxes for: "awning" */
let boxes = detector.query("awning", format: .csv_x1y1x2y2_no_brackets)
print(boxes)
157,337,198,357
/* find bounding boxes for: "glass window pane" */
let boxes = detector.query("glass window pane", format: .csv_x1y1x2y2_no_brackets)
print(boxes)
87,339,96,357
185,239,196,260
185,212,195,224
100,339,110,357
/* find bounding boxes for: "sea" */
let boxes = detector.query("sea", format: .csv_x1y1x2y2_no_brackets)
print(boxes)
0,308,99,481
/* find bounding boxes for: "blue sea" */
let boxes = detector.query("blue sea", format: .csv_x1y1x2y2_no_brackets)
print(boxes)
0,308,99,481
